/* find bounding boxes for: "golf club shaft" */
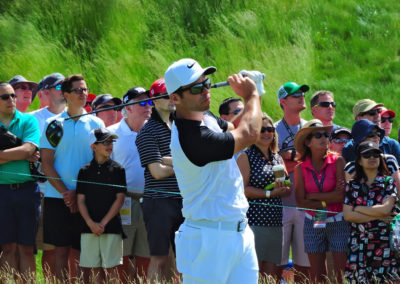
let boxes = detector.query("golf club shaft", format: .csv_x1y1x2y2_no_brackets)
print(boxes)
66,94,170,120
211,81,230,88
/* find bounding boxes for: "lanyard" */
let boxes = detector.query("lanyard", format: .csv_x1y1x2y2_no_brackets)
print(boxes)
282,118,303,143
311,167,327,193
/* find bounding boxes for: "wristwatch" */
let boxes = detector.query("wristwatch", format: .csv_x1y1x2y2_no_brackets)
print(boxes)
265,190,271,198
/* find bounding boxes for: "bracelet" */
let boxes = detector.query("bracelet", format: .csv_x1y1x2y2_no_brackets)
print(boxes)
265,190,271,199
291,149,296,161
321,201,327,208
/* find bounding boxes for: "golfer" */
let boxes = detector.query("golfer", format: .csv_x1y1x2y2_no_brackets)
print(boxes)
165,58,262,284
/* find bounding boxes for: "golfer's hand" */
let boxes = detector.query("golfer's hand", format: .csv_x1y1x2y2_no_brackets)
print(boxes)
228,73,257,100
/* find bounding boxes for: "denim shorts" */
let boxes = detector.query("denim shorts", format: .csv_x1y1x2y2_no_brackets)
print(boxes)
303,216,349,254
0,182,41,245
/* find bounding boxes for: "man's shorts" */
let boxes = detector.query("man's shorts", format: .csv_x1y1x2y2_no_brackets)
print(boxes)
304,216,349,254
36,197,55,251
80,233,123,268
175,220,258,284
43,197,81,250
122,198,150,257
0,182,41,246
251,226,282,264
142,198,184,256
281,207,310,267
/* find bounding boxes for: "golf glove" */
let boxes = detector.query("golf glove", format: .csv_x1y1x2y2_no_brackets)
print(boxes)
239,70,266,95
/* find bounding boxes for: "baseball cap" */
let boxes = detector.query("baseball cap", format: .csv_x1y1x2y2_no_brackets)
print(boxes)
149,78,167,98
123,87,149,104
89,128,118,145
9,75,39,99
381,107,396,118
330,127,352,141
164,58,216,95
277,82,309,104
357,141,381,155
352,99,383,119
41,73,65,90
92,94,122,110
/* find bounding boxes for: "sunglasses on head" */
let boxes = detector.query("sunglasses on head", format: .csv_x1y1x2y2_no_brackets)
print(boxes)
310,131,330,139
261,126,275,133
361,108,381,116
96,139,116,146
367,132,380,138
0,93,16,100
138,101,153,107
290,92,305,98
381,117,394,123
70,87,90,94
14,85,32,91
331,138,350,144
180,78,211,95
314,101,336,108
361,151,380,159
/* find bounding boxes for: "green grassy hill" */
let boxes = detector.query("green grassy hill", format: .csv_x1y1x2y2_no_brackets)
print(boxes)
0,0,399,136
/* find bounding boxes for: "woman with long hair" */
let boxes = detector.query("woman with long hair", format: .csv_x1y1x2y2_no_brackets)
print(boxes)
343,141,399,282
294,119,348,283
237,113,290,280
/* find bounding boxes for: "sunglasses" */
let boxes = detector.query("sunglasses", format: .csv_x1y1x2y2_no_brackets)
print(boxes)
314,101,336,108
70,88,90,94
0,93,17,100
361,108,381,116
138,101,153,107
361,151,380,159
290,92,305,98
54,84,62,91
381,117,394,123
261,126,275,133
231,108,243,115
180,78,211,95
96,139,116,146
331,138,350,144
14,85,33,91
367,132,380,138
310,131,330,139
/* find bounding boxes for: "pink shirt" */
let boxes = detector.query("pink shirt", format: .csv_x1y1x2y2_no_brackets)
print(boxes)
300,154,342,216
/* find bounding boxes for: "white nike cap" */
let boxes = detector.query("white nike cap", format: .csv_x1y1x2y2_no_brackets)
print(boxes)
164,58,216,95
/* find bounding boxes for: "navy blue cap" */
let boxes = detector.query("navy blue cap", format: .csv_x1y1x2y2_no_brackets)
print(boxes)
92,94,122,110
123,87,149,104
351,119,385,145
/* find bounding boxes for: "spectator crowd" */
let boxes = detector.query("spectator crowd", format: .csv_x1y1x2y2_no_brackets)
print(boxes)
0,59,400,283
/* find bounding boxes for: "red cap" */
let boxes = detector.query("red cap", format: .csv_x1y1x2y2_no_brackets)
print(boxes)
149,78,166,98
84,93,97,112
381,107,396,118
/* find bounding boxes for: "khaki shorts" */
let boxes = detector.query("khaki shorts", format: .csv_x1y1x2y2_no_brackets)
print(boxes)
36,198,55,251
80,233,123,268
122,199,150,257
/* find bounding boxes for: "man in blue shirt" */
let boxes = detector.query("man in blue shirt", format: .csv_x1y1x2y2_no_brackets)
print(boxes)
0,82,41,279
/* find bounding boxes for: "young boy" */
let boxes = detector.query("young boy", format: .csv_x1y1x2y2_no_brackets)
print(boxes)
76,128,126,283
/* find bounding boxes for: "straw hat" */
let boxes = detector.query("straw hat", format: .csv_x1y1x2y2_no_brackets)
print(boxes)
294,119,333,155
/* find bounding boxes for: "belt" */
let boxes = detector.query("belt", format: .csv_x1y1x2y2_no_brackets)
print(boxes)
305,212,343,223
2,181,36,190
186,218,248,232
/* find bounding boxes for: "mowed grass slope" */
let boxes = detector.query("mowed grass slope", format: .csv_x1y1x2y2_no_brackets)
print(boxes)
0,0,399,135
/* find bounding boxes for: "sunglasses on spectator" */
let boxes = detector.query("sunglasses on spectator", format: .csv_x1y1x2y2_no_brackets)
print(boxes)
231,108,243,115
331,138,350,144
361,151,380,159
139,101,153,107
310,131,330,139
14,85,33,91
180,78,211,95
70,88,90,94
289,92,305,98
366,132,380,138
54,84,62,91
0,93,16,100
96,139,116,146
361,108,381,116
314,101,336,108
381,117,394,123
261,126,275,133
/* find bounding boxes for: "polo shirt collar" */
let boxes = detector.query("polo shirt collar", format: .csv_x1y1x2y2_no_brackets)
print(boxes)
90,157,112,167
302,153,336,171
5,109,21,128
61,109,89,122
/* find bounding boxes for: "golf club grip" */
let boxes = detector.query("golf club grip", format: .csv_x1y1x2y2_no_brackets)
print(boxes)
211,81,230,88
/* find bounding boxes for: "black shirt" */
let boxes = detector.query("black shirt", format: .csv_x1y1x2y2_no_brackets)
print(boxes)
76,158,127,234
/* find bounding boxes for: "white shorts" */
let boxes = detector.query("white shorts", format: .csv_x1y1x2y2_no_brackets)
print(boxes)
175,220,258,284
80,233,123,268
281,207,310,267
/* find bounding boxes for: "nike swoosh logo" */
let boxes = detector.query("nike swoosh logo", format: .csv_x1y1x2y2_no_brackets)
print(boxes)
187,62,195,68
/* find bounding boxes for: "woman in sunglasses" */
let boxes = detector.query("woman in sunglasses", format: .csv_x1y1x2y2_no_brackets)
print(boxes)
294,119,348,284
343,141,399,283
236,113,290,280
380,107,396,137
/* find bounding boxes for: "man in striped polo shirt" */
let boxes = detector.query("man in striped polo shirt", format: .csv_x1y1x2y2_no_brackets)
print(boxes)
136,78,183,283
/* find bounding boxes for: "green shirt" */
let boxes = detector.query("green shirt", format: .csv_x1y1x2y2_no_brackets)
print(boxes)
0,110,40,184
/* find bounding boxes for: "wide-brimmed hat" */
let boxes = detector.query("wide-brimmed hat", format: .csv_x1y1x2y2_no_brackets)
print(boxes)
294,119,333,155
